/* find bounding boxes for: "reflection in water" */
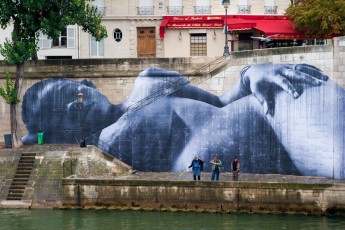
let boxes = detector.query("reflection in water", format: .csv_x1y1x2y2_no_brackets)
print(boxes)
0,209,344,230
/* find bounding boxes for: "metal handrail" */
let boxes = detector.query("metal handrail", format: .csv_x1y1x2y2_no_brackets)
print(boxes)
63,158,77,178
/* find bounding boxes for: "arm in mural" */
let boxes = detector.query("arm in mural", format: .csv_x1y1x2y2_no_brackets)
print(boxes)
219,63,329,115
126,65,328,115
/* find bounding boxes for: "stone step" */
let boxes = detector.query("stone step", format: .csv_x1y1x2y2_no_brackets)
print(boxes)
7,194,23,199
18,159,35,163
11,178,29,182
9,185,26,189
21,152,37,157
0,200,32,208
11,182,28,186
17,166,32,172
8,189,25,194
12,174,30,181
15,169,32,173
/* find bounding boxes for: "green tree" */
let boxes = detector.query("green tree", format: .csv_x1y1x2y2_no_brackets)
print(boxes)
0,0,107,147
286,0,345,37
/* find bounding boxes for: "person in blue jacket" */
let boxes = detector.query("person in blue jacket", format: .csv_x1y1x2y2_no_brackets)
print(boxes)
189,156,204,180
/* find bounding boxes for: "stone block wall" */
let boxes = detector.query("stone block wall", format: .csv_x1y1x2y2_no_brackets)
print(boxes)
62,179,345,215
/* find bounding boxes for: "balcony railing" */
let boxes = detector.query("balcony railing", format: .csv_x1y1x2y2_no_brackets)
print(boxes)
194,5,211,14
137,6,154,15
167,6,183,15
95,7,106,16
237,5,251,14
264,6,278,14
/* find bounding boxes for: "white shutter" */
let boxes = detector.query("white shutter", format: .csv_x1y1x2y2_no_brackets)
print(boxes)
90,36,97,56
38,33,51,49
67,26,75,48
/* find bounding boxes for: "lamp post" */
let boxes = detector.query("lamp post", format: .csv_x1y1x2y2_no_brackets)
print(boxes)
77,92,85,148
223,0,230,56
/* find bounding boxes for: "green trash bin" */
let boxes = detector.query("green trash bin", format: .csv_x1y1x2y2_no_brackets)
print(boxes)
37,131,44,145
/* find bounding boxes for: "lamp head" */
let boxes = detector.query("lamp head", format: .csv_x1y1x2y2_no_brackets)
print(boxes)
223,0,230,8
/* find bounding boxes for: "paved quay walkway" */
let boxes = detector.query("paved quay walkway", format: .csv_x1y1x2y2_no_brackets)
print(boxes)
1,144,345,184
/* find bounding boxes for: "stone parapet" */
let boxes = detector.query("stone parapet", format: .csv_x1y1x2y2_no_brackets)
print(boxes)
61,178,345,215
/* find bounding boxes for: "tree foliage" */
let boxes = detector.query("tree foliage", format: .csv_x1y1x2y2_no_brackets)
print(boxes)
0,0,108,147
286,0,345,36
0,72,20,105
0,0,108,65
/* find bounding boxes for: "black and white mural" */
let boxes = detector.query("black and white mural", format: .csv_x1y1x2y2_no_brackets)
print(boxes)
21,64,345,178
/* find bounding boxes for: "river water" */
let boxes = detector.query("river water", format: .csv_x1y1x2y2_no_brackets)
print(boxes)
0,209,344,230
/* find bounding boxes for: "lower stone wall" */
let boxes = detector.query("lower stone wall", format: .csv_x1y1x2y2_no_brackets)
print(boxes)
62,179,345,215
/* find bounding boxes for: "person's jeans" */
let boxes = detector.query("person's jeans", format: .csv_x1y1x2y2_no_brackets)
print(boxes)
211,170,220,181
233,170,239,181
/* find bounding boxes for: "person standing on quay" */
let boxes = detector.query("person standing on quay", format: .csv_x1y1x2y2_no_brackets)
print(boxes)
189,156,203,180
232,156,240,181
210,156,222,181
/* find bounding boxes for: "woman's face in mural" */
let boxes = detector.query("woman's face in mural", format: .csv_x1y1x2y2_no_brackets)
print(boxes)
22,78,118,144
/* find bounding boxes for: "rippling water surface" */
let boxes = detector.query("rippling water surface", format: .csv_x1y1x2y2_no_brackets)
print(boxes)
0,209,344,230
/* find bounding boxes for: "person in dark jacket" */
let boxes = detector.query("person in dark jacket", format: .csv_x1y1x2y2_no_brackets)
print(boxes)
189,156,204,180
232,156,240,181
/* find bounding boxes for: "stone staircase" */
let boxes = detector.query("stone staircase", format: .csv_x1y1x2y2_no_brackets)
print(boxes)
7,152,36,200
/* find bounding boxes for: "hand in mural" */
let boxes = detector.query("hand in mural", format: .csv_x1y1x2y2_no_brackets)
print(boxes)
238,63,329,115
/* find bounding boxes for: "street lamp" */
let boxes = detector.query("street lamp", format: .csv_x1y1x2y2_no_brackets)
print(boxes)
77,92,85,148
223,0,230,56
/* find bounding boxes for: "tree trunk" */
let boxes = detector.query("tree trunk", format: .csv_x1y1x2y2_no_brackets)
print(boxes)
11,63,24,148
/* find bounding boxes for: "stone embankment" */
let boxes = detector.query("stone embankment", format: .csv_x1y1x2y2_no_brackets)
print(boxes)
0,144,345,215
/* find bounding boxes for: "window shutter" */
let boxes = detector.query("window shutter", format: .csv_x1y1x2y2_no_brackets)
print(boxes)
67,26,75,48
38,33,51,49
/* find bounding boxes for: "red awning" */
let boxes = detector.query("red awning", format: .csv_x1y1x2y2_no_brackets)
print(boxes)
160,16,224,38
160,15,309,39
253,19,304,39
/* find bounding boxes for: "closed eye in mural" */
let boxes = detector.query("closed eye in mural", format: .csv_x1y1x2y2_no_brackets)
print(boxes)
22,64,345,178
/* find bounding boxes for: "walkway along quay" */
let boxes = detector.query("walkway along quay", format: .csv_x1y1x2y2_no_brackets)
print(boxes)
0,145,345,215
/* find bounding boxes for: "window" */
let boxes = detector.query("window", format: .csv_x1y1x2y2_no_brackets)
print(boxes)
138,0,154,15
238,0,251,14
52,28,67,47
194,0,211,14
113,29,123,42
168,0,183,14
264,0,277,14
190,33,207,56
37,26,75,49
90,36,104,57
92,0,106,16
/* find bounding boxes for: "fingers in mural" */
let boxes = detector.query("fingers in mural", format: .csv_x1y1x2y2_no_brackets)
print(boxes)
273,74,300,99
295,64,329,81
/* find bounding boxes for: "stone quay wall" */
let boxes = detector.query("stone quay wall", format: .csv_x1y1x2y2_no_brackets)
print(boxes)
62,179,345,215
1,37,345,142
0,146,133,207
